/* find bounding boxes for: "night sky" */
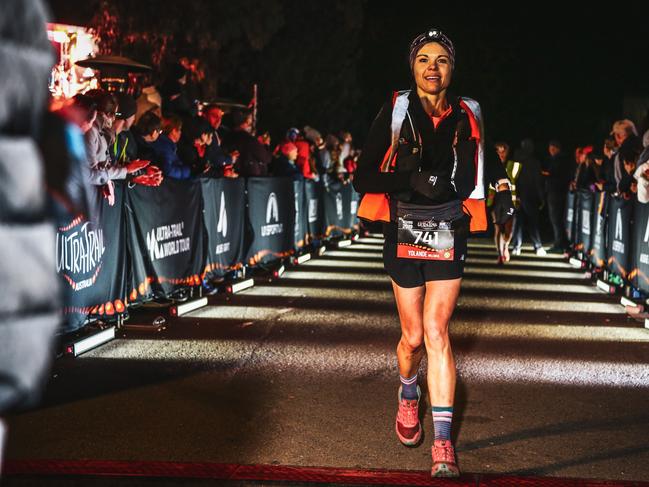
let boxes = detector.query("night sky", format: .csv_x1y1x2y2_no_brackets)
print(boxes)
48,1,649,157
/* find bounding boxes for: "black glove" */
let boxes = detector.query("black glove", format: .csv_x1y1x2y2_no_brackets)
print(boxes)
409,170,455,201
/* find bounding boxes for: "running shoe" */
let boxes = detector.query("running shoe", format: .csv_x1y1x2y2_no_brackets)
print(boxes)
431,439,460,478
535,247,547,256
511,247,522,256
395,385,422,446
496,255,504,265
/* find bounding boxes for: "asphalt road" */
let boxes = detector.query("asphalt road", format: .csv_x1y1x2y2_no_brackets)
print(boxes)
4,236,649,485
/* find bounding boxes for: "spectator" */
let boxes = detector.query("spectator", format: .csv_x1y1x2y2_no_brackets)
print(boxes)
304,126,326,182
277,127,316,180
572,146,594,190
512,138,545,256
135,80,162,122
619,146,640,199
272,142,302,179
112,93,138,165
225,109,272,177
160,62,194,118
590,151,615,192
322,134,343,190
611,119,642,192
541,139,572,252
638,129,649,166
177,116,213,176
203,104,238,177
70,94,97,135
152,115,192,180
132,110,162,161
84,89,125,183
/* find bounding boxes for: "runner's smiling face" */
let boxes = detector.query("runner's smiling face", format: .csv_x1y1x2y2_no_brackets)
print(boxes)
413,42,452,95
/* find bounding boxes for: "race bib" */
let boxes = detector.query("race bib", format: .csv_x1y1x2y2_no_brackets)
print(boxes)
397,216,454,260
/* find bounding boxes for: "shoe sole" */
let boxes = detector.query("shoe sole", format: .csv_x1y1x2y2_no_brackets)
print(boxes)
396,385,422,447
431,462,460,478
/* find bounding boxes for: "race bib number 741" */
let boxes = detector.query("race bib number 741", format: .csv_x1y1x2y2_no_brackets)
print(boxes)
396,217,454,260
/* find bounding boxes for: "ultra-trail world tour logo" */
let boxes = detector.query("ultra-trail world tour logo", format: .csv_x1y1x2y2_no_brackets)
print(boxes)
56,216,105,291
146,221,191,262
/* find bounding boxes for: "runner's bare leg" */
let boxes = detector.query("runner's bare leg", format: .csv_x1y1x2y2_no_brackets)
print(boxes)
423,278,461,406
392,281,426,378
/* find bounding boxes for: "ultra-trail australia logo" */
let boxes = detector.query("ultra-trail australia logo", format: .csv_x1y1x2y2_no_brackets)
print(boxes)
146,221,191,262
261,192,283,237
56,219,105,291
215,191,230,255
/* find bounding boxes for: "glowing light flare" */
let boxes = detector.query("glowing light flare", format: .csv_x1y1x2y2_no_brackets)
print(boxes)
47,23,99,99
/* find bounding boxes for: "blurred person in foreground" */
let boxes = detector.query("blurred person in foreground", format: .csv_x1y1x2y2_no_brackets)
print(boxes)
0,0,60,473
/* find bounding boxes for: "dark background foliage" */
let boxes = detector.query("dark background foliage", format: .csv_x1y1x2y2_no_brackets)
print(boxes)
47,0,649,153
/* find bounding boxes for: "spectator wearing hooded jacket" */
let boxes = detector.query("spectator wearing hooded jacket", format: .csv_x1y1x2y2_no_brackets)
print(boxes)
152,115,192,179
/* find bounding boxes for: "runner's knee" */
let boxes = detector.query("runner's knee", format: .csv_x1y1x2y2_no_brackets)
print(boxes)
399,332,424,353
424,324,450,348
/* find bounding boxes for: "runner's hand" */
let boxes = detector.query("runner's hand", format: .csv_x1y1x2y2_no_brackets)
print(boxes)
409,170,455,200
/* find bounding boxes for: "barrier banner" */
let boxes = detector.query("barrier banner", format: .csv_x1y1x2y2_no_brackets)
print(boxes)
590,191,608,268
293,179,309,249
246,177,295,265
304,179,325,239
57,184,128,332
125,179,206,301
577,189,593,254
565,191,576,243
201,178,246,279
606,196,632,278
323,181,354,237
630,201,649,293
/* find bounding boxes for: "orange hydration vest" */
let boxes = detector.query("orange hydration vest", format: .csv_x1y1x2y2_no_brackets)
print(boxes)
357,90,487,232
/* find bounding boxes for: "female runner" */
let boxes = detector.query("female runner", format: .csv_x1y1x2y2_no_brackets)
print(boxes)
353,28,511,477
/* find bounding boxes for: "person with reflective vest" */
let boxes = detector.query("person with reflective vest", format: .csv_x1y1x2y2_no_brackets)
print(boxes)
489,142,519,263
353,27,513,478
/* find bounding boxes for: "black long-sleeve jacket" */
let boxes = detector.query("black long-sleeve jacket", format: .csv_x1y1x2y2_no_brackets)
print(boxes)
353,90,478,206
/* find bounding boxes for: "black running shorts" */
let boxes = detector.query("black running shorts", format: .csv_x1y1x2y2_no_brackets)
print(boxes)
381,215,469,288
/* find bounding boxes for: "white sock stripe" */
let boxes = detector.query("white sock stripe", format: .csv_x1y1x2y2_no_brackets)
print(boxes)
399,375,418,384
433,417,453,422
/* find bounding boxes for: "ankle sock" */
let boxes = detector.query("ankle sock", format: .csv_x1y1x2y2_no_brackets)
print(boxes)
399,374,418,400
432,406,453,440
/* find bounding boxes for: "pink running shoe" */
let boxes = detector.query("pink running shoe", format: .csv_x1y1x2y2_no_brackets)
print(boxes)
395,385,422,446
431,439,460,477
